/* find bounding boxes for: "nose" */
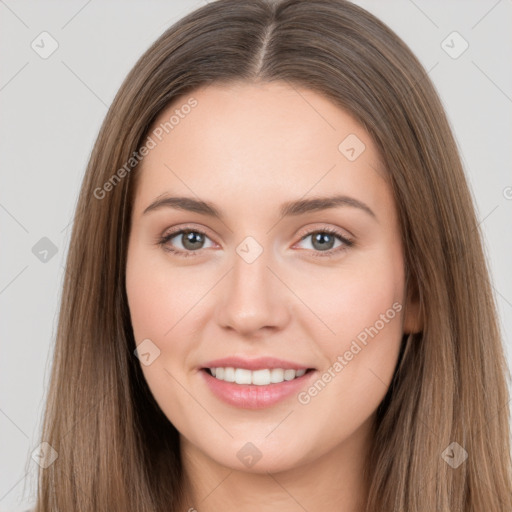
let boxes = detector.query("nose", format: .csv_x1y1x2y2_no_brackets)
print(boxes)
215,243,291,337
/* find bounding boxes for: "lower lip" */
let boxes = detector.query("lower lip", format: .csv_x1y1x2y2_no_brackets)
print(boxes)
200,369,316,409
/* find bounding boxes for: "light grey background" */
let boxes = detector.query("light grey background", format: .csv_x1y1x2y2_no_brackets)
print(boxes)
1,1,511,510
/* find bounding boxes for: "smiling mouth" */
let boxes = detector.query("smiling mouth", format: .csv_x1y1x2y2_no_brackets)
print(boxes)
202,367,315,386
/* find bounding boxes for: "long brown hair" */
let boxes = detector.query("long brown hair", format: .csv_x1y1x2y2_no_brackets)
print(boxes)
33,0,512,510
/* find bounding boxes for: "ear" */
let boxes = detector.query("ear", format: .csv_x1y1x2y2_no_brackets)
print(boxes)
402,274,423,334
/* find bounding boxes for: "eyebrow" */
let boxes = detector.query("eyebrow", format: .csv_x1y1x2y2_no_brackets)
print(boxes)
142,194,377,220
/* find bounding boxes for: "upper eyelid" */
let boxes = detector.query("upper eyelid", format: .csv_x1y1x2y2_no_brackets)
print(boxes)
162,224,218,245
161,224,353,248
296,223,354,240
161,222,354,239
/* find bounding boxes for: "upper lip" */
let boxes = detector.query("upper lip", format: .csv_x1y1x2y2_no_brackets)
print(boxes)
201,356,314,371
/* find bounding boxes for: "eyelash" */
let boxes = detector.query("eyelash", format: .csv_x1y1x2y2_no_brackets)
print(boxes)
156,225,354,259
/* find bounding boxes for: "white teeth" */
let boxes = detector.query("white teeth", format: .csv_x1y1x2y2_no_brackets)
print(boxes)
270,368,284,383
208,367,308,385
252,369,270,385
234,368,252,384
224,367,235,382
284,369,296,381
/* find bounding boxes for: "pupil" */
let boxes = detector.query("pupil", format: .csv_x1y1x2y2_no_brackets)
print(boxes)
184,231,203,249
313,232,334,251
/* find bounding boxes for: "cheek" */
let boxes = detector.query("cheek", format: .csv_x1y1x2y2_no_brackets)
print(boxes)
125,243,204,342
125,258,167,343
295,248,405,429
298,246,405,388
301,250,405,348
125,243,204,430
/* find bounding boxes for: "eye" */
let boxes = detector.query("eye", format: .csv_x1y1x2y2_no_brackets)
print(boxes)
294,227,354,258
157,227,215,258
156,225,354,258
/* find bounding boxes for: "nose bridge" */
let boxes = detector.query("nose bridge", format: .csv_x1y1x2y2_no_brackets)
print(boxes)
215,235,289,334
233,236,270,295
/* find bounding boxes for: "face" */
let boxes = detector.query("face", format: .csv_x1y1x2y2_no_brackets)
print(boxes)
126,81,418,474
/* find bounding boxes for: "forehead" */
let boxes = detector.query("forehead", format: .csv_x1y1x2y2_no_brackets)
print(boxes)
133,81,390,218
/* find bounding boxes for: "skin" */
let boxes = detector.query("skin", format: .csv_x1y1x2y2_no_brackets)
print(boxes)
125,81,421,511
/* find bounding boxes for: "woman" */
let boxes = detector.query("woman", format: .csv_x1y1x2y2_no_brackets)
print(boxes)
32,0,512,510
